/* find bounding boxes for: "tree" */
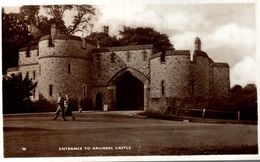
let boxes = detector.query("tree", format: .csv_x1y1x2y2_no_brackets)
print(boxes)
18,5,96,36
230,84,257,120
3,73,38,113
242,84,257,109
43,5,96,35
3,73,37,101
118,26,173,53
19,5,41,26
85,32,120,47
2,10,32,74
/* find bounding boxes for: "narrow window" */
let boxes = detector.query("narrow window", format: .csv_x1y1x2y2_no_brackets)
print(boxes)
39,64,41,75
37,49,39,56
142,50,147,61
49,85,53,96
191,80,195,96
68,64,71,74
110,53,115,63
26,71,29,77
161,80,165,95
33,70,36,79
26,48,30,57
126,51,131,62
83,85,87,97
160,51,165,63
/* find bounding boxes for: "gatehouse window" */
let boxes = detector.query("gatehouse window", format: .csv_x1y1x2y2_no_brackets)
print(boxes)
49,84,53,96
110,53,116,63
26,48,30,57
142,50,147,61
160,51,166,63
161,80,165,95
68,64,71,74
33,70,36,79
39,64,41,75
126,51,131,62
83,85,87,97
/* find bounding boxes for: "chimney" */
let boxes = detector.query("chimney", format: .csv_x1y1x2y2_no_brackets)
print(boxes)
51,24,60,39
102,25,109,35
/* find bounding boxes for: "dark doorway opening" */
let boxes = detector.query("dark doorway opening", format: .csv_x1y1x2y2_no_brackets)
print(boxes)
95,93,103,111
116,73,144,110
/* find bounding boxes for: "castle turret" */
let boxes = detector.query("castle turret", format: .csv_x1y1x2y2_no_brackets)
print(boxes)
38,24,94,102
195,37,201,51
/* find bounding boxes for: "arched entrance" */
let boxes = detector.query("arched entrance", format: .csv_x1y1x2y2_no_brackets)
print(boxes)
116,72,144,110
95,93,103,111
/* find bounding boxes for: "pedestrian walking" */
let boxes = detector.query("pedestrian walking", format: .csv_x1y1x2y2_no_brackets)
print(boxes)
78,97,84,113
164,106,172,115
53,93,66,121
64,94,75,120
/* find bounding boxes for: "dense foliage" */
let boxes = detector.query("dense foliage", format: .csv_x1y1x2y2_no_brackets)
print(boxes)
86,26,174,53
3,73,38,113
118,26,173,53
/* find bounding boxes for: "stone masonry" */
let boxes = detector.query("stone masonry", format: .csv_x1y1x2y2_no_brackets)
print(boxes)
7,25,230,113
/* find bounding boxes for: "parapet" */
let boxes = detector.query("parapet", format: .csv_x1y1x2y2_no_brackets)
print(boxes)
150,50,190,59
92,44,153,53
39,34,82,42
193,50,209,58
212,62,229,67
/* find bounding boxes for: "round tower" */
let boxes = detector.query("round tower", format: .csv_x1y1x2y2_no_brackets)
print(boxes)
193,37,210,100
38,25,92,103
195,37,201,51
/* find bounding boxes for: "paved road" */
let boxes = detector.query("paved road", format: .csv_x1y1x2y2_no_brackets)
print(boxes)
3,111,258,157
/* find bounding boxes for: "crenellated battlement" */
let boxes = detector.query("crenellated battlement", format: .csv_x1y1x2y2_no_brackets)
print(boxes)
9,25,230,112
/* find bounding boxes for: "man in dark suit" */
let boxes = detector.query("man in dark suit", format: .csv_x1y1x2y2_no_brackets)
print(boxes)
64,94,75,120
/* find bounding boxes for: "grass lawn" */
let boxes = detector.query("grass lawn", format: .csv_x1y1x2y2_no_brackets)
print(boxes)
3,111,258,157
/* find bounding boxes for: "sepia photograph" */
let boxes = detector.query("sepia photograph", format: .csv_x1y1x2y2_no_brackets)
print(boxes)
1,0,259,161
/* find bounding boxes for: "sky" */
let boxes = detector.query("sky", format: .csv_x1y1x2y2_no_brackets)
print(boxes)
2,0,258,87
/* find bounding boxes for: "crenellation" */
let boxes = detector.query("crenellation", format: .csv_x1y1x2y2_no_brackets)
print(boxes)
7,24,230,112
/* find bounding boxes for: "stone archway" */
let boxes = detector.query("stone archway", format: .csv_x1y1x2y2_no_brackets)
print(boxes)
108,67,149,111
116,72,144,110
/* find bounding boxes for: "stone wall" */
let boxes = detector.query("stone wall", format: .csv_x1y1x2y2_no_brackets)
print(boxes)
91,86,114,110
150,50,192,98
91,45,152,110
19,47,39,66
12,32,231,113
18,47,40,101
209,63,230,99
38,37,93,103
192,52,210,99
92,46,152,85
39,37,93,59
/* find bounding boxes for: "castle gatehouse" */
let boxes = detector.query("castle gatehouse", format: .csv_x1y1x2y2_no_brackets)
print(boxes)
7,24,230,113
